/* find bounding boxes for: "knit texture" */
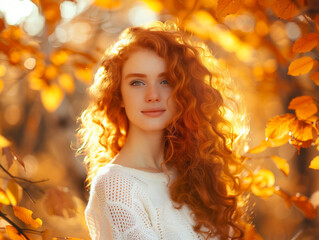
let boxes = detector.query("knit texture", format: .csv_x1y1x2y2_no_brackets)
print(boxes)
85,164,212,240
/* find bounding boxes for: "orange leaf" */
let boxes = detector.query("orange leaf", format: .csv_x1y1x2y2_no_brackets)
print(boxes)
288,96,318,120
310,72,319,86
44,65,58,80
13,206,42,228
6,179,21,206
40,84,64,112
0,189,10,205
142,0,163,12
265,114,296,140
58,73,74,94
268,135,290,147
309,156,319,169
217,0,241,17
271,0,303,20
289,119,314,141
44,187,76,218
94,0,121,9
275,187,292,207
271,156,290,176
5,225,26,240
248,140,269,153
0,135,11,148
292,33,319,53
251,169,275,198
291,193,317,219
288,56,314,76
50,50,68,66
75,67,93,84
0,79,3,93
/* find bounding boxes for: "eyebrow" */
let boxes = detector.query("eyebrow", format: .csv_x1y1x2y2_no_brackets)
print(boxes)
124,72,167,80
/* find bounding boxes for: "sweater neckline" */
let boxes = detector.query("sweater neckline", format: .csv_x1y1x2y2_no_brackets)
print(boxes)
107,163,170,181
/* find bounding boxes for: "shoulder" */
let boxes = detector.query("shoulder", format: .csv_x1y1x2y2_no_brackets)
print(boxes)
90,164,145,205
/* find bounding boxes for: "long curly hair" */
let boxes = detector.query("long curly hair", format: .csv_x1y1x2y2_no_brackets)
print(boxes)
77,21,249,240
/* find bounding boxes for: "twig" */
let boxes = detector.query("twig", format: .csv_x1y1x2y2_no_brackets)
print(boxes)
0,211,30,240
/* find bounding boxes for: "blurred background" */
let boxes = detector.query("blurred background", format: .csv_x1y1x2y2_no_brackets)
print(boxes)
0,0,318,239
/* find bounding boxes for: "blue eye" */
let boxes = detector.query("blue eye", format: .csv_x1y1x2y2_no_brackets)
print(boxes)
130,80,144,86
161,79,169,85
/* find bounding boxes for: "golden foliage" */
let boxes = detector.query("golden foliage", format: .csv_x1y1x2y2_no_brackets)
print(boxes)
292,33,319,53
271,0,303,20
288,96,318,120
309,156,319,169
216,0,241,17
0,136,11,148
6,180,21,206
309,72,319,86
288,57,314,76
291,194,317,219
265,114,295,140
0,189,10,205
13,206,42,228
271,156,289,176
40,84,64,112
94,0,121,9
251,169,275,198
5,226,26,240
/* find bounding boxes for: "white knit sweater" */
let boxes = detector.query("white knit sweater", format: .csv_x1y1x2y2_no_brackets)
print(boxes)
85,163,214,240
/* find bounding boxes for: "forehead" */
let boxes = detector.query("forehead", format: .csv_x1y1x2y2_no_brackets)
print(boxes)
122,49,166,76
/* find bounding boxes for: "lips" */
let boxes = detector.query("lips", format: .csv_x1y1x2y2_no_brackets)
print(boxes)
141,109,166,117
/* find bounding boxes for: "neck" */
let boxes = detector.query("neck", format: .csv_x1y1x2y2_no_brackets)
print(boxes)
116,126,165,171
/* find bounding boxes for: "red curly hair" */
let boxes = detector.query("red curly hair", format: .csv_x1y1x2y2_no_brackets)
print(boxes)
77,21,249,240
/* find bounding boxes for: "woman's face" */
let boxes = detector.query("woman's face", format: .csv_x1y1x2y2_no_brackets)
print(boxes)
120,48,176,133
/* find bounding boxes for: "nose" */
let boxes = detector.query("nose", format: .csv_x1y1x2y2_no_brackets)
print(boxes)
145,85,160,102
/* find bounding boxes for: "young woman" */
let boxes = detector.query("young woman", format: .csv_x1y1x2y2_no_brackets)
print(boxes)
78,21,248,240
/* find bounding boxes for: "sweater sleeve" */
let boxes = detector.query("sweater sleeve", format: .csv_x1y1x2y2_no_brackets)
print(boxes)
85,169,159,240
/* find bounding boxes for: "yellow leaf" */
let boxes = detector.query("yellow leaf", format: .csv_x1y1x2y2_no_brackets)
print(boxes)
58,73,74,94
94,0,121,9
13,206,42,228
50,50,68,66
309,156,319,169
6,179,21,206
310,72,319,86
248,140,269,153
0,79,3,93
0,135,11,148
75,67,93,84
0,189,10,205
0,65,6,77
265,114,296,140
44,65,58,80
289,119,313,141
184,10,217,40
40,84,64,112
5,225,26,240
271,156,290,176
288,56,314,76
142,0,163,12
251,169,275,198
217,0,241,17
288,96,318,120
292,33,319,53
